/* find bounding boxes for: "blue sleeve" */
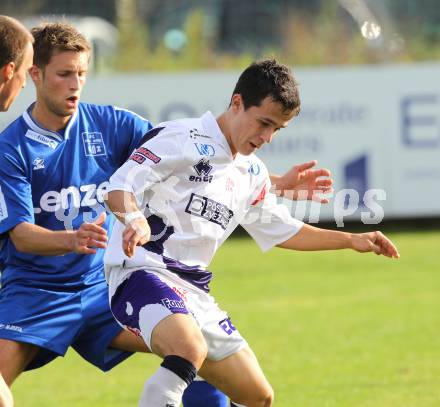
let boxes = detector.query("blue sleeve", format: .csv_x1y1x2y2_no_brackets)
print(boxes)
0,145,34,234
114,107,153,167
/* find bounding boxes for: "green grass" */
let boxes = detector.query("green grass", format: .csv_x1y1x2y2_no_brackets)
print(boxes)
13,230,440,406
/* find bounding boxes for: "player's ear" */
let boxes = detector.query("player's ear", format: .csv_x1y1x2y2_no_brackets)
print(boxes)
28,64,41,83
1,62,15,82
230,94,243,112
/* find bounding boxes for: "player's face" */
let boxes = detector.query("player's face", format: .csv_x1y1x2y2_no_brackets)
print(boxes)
228,95,295,156
0,41,33,112
35,50,88,117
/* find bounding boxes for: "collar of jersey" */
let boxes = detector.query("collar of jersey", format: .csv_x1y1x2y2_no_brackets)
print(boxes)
23,103,78,141
201,111,233,158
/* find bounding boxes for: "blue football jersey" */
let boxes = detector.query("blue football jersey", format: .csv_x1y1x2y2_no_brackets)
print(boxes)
0,103,152,288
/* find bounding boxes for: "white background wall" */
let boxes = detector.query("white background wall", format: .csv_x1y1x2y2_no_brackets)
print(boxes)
2,63,439,222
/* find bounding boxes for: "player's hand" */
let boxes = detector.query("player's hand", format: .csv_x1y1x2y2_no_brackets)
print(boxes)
122,216,151,258
350,231,400,259
273,160,333,203
72,212,108,254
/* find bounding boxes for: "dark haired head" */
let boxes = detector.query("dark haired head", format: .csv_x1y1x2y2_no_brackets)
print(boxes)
31,22,90,68
0,15,33,70
232,59,300,116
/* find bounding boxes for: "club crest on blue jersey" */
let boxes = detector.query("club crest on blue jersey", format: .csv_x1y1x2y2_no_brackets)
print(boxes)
32,157,45,170
82,132,107,157
185,193,233,230
194,143,215,157
190,159,213,183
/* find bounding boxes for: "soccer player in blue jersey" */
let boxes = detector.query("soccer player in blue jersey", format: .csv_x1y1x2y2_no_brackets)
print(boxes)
0,22,333,407
0,16,33,112
0,22,154,407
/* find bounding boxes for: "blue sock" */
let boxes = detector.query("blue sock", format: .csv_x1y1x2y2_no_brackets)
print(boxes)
182,380,228,407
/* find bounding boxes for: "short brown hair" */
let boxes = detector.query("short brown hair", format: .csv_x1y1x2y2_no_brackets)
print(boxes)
0,15,33,70
232,59,301,116
31,22,91,67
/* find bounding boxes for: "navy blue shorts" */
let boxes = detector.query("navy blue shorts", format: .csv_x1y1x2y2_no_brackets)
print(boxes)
0,280,131,371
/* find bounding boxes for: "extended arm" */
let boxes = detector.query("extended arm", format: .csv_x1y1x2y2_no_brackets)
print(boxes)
277,224,400,258
270,160,333,203
105,190,151,257
8,212,108,256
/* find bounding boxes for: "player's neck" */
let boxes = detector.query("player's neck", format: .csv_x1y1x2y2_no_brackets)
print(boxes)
31,101,71,132
217,112,237,157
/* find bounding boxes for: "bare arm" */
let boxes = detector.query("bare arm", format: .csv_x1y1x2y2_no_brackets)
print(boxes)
9,212,107,256
277,224,400,258
105,190,151,257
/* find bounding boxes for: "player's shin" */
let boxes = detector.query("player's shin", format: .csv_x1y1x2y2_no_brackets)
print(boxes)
139,355,197,407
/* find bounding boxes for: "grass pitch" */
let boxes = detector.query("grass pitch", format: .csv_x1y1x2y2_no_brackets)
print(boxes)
13,230,440,406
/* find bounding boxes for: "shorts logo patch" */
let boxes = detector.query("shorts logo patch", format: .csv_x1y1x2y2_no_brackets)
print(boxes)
172,286,189,301
185,193,233,230
82,132,107,157
219,318,236,335
162,297,186,310
130,147,161,164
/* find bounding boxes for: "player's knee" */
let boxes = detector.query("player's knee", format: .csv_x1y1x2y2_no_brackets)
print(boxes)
154,330,207,369
237,383,274,407
175,335,207,369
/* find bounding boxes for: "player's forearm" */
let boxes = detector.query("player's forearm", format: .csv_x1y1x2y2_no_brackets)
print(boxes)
105,190,141,224
277,224,354,251
9,222,75,255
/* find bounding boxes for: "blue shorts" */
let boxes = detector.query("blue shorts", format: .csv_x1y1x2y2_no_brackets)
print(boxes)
0,280,131,371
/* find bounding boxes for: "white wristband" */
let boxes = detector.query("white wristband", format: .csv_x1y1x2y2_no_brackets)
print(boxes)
124,211,145,225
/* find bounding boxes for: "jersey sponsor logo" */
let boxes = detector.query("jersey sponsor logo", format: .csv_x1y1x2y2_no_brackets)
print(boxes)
32,157,45,170
25,130,58,149
130,147,161,165
194,143,215,157
0,186,8,221
34,181,110,214
189,128,211,140
82,132,107,157
248,161,261,176
219,317,236,335
190,158,213,183
185,193,233,230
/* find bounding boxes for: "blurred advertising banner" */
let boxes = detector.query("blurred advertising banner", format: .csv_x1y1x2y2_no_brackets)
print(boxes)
2,63,439,222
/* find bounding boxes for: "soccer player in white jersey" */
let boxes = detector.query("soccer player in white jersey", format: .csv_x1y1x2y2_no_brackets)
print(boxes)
0,16,34,112
0,22,334,407
104,59,400,407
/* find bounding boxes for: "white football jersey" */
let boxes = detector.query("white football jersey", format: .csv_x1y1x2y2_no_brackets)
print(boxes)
104,111,303,294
